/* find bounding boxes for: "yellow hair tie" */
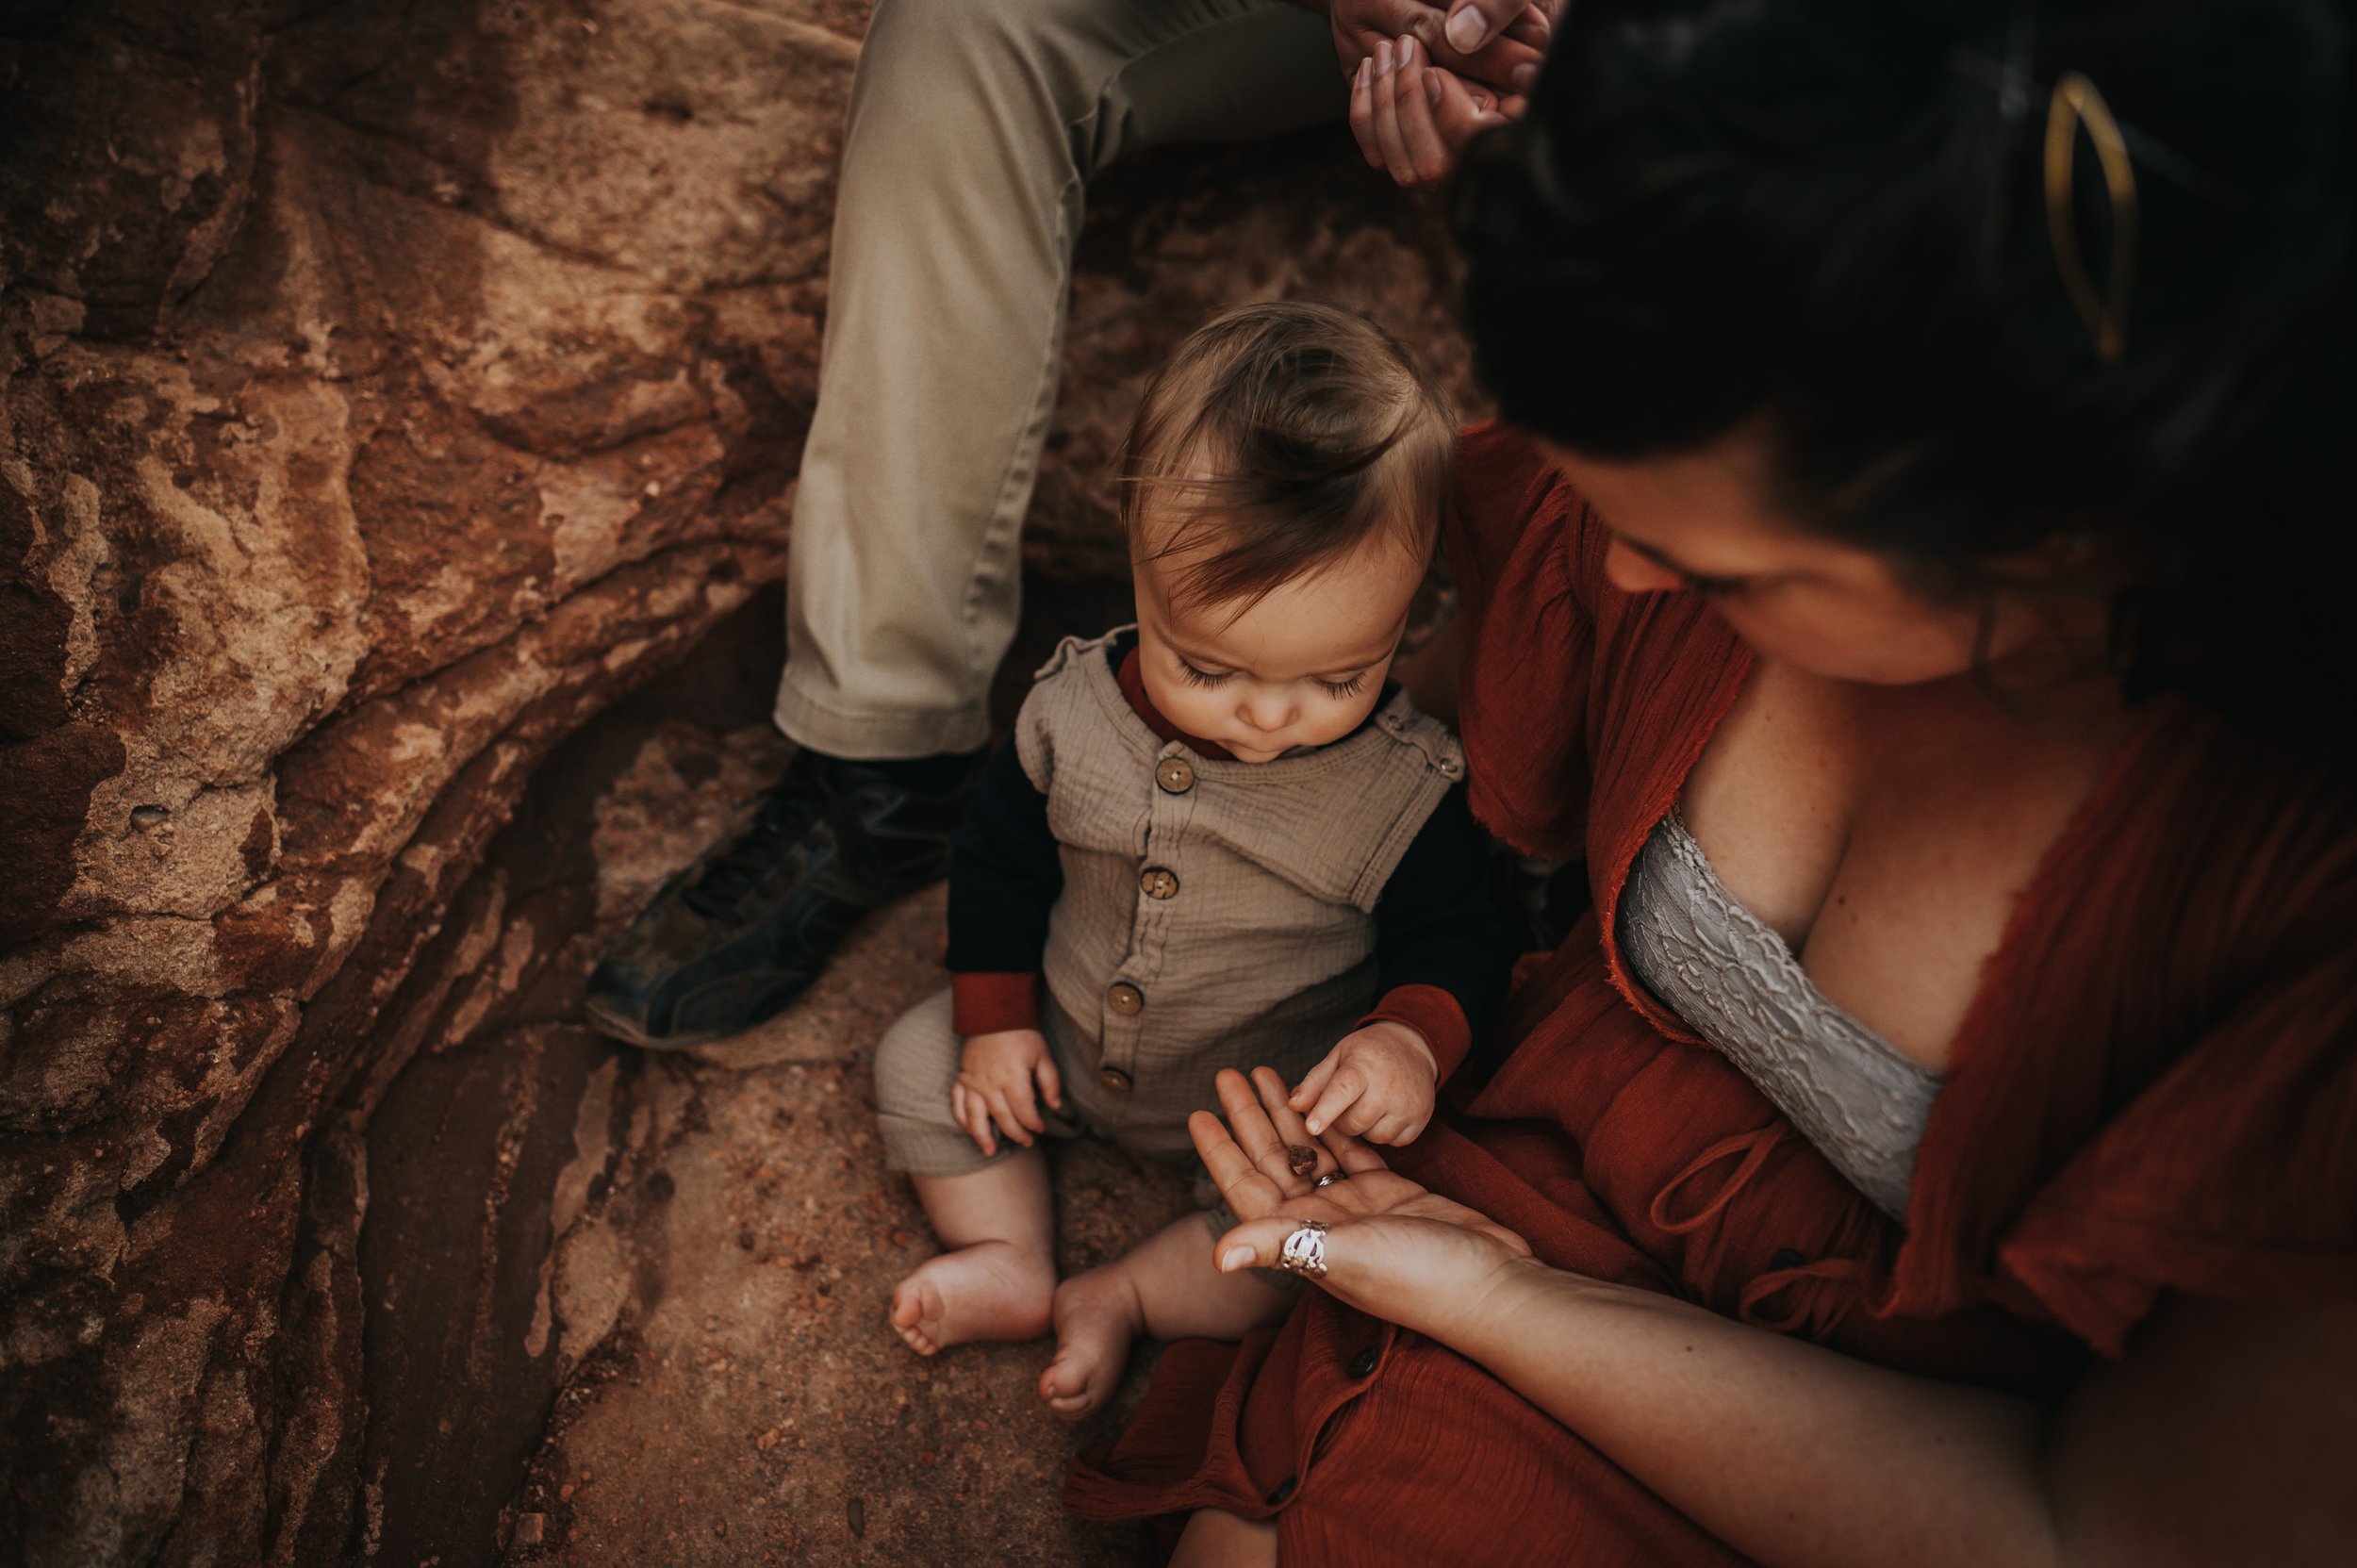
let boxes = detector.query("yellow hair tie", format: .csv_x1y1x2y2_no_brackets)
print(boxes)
2044,71,2138,362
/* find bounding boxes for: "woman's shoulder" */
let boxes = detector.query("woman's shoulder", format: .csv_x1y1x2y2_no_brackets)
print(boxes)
1968,703,2357,1354
1445,421,1607,620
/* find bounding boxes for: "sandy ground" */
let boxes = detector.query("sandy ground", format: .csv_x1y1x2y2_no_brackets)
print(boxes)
496,885,1196,1566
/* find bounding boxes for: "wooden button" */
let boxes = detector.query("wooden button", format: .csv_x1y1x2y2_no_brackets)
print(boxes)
1106,982,1145,1015
1097,1065,1134,1095
1156,758,1195,794
1139,867,1179,900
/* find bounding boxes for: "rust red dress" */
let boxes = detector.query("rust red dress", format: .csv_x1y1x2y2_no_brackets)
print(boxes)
1062,423,2357,1565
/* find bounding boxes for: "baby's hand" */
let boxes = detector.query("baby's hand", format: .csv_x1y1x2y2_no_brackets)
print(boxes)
1288,1021,1439,1146
954,1028,1063,1156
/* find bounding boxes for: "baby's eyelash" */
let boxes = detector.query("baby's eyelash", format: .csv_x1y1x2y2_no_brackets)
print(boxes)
1177,661,1233,688
1317,673,1368,699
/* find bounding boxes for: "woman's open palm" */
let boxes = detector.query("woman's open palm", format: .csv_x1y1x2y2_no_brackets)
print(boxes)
1191,1067,1534,1341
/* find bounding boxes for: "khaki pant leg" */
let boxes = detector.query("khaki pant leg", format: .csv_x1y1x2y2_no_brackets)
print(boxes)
773,0,1346,759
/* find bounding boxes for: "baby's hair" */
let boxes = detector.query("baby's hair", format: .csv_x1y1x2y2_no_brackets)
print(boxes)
1119,301,1456,614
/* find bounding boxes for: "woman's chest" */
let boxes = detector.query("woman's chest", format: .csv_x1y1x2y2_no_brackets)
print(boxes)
1672,661,2131,1071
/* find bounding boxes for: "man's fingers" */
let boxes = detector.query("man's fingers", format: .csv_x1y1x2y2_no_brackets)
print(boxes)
1428,67,1508,157
1303,1067,1367,1137
1440,0,1525,57
1449,31,1543,95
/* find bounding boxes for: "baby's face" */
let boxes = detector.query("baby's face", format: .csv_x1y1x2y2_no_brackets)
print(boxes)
1133,526,1427,764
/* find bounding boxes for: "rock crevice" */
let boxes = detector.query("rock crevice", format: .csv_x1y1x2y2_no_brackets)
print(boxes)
0,1,1472,1561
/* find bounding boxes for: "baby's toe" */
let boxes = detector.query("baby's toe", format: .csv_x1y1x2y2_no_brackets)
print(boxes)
889,1277,944,1356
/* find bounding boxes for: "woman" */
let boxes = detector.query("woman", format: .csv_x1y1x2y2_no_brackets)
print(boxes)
1063,1,2357,1562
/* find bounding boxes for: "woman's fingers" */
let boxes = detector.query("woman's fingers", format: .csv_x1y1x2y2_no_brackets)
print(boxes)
1347,57,1385,170
1211,1216,1313,1277
1216,1065,1310,1188
1189,1109,1290,1221
1248,1066,1341,1184
1393,41,1459,188
1327,1126,1392,1175
1368,40,1418,185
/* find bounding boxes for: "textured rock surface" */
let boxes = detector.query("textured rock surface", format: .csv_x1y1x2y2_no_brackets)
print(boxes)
0,0,1470,1562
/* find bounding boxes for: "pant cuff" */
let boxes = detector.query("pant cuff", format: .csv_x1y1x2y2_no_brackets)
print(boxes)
772,675,995,762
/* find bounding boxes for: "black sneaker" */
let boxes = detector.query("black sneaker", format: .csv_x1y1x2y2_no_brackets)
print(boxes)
585,747,987,1048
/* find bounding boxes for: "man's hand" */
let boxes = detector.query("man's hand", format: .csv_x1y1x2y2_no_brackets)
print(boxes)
1327,0,1550,99
1288,1018,1441,1145
953,1028,1063,1156
1350,34,1526,189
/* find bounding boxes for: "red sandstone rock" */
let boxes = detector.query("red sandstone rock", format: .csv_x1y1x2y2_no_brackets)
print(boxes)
0,1,1472,1562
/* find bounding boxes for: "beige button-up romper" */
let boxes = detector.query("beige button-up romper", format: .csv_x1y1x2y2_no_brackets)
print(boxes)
874,629,1465,1176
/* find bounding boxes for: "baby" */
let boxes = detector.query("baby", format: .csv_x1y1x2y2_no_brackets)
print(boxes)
870,301,1514,1417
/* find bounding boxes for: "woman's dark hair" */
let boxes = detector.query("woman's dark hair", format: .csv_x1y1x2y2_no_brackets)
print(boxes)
1456,0,2353,762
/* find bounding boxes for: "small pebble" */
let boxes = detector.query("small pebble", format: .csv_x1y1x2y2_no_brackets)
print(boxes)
847,1496,866,1539
1286,1145,1318,1177
130,805,169,831
513,1512,545,1545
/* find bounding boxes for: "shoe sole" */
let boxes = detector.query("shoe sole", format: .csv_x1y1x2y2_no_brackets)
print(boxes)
581,996,730,1053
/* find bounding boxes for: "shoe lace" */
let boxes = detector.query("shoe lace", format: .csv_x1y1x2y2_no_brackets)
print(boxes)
680,778,827,920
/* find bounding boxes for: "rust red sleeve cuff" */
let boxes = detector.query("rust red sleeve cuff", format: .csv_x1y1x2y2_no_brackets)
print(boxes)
951,971,1040,1036
1360,982,1471,1084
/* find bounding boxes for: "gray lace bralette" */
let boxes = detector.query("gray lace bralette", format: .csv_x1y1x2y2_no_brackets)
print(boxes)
1616,810,1942,1220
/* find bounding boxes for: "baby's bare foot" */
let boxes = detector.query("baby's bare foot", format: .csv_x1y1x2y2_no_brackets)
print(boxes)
888,1242,1053,1356
1037,1264,1146,1421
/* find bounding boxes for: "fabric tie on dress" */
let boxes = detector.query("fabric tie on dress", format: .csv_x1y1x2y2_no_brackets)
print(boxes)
1647,1123,1794,1235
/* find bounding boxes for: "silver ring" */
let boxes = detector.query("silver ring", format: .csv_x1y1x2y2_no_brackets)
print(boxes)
1277,1221,1330,1279
1312,1171,1347,1189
